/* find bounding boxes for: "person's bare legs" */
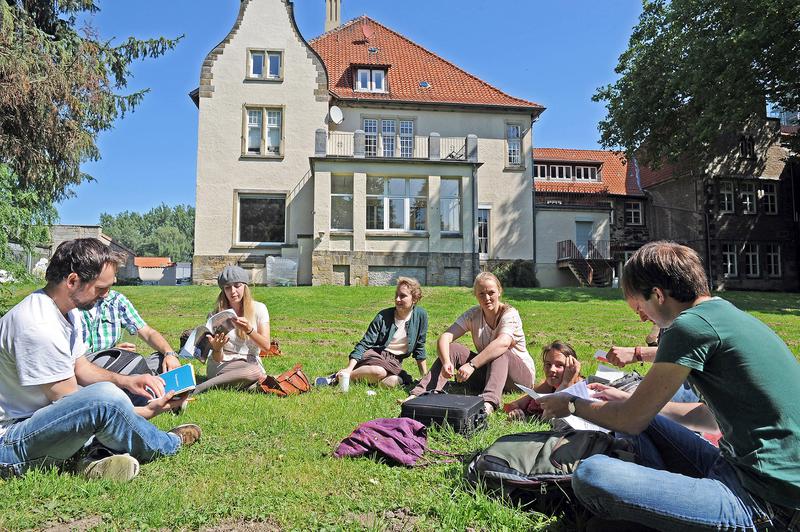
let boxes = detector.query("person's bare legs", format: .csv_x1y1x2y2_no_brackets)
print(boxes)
350,365,388,384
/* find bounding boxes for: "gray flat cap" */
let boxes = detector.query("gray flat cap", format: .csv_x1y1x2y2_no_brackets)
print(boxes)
217,265,249,288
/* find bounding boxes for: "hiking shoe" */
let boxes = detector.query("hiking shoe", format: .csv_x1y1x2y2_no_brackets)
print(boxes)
169,424,202,447
78,453,140,482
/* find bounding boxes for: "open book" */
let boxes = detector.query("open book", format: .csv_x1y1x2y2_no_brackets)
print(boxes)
178,309,238,362
145,364,196,400
516,381,610,433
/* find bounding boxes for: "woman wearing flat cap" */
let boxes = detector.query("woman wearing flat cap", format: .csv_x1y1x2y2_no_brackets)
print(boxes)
193,266,269,394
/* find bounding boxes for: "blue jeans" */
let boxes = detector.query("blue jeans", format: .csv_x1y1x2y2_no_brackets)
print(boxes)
572,415,775,530
0,382,181,476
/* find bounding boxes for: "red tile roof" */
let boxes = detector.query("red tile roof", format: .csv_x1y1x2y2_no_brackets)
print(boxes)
310,17,543,110
637,159,692,189
781,124,799,136
532,148,642,196
134,257,173,268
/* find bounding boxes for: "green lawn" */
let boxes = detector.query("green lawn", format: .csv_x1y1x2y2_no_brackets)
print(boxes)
0,285,798,530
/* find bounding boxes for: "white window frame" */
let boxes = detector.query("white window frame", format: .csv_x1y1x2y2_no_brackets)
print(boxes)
247,49,283,81
549,165,572,181
440,178,461,234
506,124,522,167
366,177,427,232
243,106,283,156
235,192,286,246
533,164,548,179
355,68,387,93
330,175,354,231
740,182,757,214
719,181,734,213
744,243,760,277
363,118,378,157
762,182,778,215
765,244,781,277
477,205,491,259
381,120,396,158
624,201,643,226
722,243,737,277
399,120,414,158
575,166,599,181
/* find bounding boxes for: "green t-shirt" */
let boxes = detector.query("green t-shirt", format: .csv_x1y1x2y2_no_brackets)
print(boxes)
657,298,800,508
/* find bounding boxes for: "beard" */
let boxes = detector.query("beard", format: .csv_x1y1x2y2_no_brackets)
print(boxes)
70,292,99,311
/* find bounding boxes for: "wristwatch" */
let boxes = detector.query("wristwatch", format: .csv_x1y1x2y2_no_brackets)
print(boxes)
567,395,579,415
164,351,177,357
467,361,476,369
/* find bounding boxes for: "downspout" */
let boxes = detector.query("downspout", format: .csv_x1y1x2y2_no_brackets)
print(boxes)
700,176,713,291
472,163,479,277
530,113,539,268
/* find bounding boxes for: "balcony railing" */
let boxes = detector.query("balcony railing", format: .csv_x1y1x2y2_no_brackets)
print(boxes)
557,239,611,261
316,129,477,162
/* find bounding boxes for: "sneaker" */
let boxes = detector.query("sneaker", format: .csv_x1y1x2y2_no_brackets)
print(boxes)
169,424,202,447
314,373,337,386
78,453,140,482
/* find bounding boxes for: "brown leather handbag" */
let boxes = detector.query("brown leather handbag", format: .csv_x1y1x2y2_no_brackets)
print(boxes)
259,363,311,397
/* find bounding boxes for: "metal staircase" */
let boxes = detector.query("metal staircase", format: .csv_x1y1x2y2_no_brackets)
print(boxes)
556,240,615,287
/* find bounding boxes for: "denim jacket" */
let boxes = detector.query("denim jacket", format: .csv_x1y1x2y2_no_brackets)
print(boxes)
349,306,428,361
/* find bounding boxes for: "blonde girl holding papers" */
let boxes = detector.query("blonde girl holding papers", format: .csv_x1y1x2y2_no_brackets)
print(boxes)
193,266,269,395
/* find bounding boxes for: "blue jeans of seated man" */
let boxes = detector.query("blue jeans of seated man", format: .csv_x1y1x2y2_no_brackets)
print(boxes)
572,415,776,531
0,382,181,476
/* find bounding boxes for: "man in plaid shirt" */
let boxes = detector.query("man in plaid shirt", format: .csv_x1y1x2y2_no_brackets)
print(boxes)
82,290,180,373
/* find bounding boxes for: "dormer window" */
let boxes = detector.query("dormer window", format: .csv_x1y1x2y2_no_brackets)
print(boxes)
356,68,386,93
575,166,599,181
248,50,282,81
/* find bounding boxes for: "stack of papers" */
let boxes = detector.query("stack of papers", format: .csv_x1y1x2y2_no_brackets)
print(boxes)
516,381,610,433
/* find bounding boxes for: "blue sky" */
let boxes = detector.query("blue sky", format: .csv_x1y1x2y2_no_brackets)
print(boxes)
57,0,642,225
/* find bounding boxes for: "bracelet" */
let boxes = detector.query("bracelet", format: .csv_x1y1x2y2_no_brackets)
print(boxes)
634,346,643,363
467,361,476,369
164,351,177,357
246,327,254,335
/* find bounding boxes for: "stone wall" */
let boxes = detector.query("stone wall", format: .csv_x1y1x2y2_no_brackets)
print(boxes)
312,250,478,286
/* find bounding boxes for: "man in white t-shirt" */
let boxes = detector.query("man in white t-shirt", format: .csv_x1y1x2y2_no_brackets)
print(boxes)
0,238,201,481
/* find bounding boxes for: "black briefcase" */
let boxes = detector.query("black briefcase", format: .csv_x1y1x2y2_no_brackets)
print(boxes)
400,392,487,436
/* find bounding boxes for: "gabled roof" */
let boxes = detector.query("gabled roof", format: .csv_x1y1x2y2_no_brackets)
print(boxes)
533,148,642,196
134,257,173,268
309,17,543,111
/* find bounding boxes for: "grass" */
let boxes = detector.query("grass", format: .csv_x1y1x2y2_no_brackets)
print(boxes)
0,284,799,530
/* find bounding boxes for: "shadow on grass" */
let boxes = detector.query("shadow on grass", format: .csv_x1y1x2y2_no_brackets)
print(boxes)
504,287,622,303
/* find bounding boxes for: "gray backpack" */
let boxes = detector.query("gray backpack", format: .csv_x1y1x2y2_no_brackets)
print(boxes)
464,430,635,515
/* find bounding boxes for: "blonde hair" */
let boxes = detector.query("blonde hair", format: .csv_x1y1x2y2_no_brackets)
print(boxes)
396,276,422,303
216,283,257,340
473,271,503,296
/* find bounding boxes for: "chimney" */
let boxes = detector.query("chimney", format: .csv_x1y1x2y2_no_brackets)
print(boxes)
325,0,341,33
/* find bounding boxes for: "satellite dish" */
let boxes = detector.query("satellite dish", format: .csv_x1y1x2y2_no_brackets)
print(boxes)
362,22,373,40
329,105,344,125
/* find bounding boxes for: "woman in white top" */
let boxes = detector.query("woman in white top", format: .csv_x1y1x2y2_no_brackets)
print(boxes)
408,272,535,414
193,266,268,395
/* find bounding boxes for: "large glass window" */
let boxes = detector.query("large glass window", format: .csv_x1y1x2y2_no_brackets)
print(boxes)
740,182,757,214
719,181,734,213
399,120,414,158
244,107,282,156
330,175,353,231
762,182,778,214
765,244,781,277
440,179,461,233
366,177,427,231
722,243,737,277
238,194,285,244
744,243,759,277
381,120,396,158
363,119,378,157
506,124,521,166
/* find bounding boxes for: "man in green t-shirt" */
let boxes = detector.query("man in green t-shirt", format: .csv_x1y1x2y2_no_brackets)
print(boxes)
539,241,800,530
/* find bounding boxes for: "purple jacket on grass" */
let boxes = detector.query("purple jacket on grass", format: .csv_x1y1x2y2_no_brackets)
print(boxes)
334,417,428,467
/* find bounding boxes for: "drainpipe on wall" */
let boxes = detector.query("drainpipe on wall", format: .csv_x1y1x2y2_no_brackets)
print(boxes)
701,177,713,291
530,114,539,268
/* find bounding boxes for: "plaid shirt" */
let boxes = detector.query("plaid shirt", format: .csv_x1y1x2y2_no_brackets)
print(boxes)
81,290,146,353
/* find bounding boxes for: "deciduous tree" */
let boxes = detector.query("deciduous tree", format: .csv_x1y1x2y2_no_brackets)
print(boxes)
594,0,800,166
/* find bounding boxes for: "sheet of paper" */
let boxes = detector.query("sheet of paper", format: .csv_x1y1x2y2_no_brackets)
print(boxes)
594,349,610,363
515,382,610,433
595,364,625,383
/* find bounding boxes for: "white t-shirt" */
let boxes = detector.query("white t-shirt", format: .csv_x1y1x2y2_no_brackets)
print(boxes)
448,305,535,377
0,291,86,435
218,301,270,363
385,316,410,356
